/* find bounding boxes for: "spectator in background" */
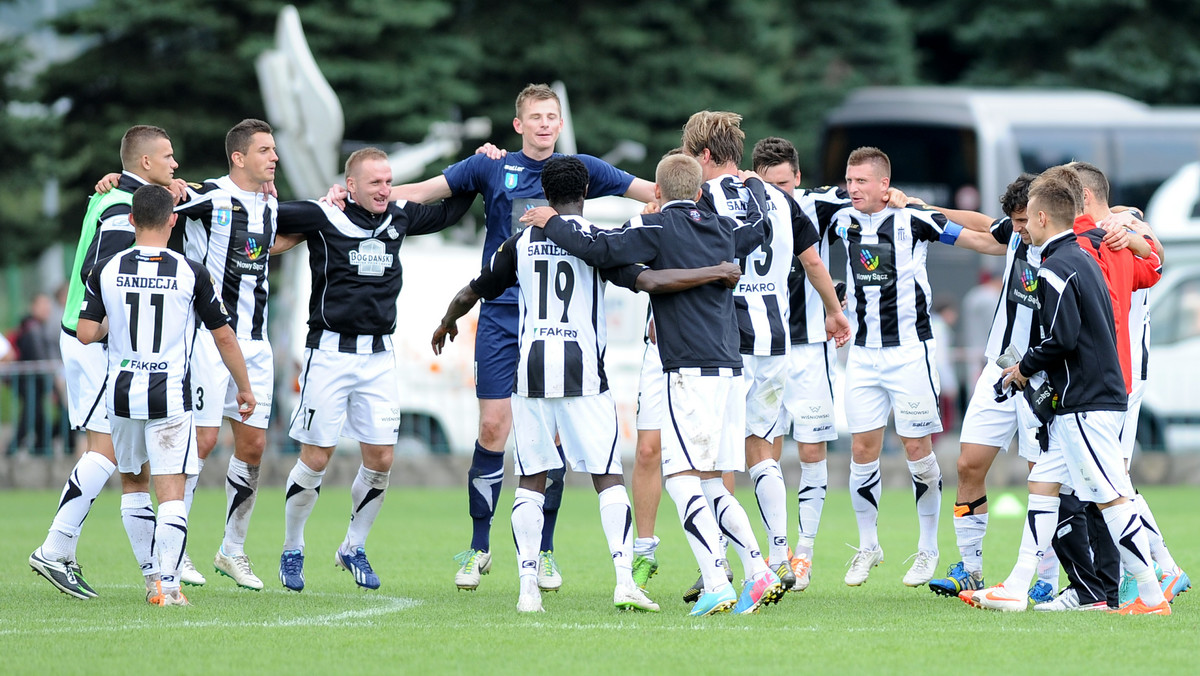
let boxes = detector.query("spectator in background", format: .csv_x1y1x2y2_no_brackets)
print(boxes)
929,297,959,437
959,270,1002,385
7,293,56,456
46,284,73,452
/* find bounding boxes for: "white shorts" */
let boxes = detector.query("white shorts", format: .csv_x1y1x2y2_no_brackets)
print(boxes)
784,341,838,443
511,392,620,476
1031,410,1132,504
110,412,199,476
660,370,746,476
1121,379,1146,461
845,341,942,437
743,354,789,440
60,331,110,434
960,360,1041,460
288,348,402,447
191,330,273,429
636,341,664,431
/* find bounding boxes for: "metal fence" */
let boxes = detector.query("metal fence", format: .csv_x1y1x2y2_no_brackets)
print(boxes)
0,359,74,457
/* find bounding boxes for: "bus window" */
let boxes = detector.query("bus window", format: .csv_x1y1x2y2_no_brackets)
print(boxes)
820,124,977,208
1113,129,1200,210
1013,128,1107,175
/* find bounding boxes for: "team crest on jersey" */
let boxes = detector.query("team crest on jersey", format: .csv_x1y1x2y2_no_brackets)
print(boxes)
505,172,518,190
216,208,232,227
349,238,394,277
688,209,701,222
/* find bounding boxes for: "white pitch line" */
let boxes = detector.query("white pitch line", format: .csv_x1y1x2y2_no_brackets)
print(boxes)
0,594,420,637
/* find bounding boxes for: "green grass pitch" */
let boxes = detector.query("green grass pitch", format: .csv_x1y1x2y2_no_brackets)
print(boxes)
1,483,1195,675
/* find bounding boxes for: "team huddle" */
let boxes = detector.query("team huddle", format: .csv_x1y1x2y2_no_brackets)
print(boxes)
27,84,1188,617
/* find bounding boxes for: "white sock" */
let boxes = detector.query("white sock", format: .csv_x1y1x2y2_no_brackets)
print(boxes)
702,477,769,578
155,500,188,592
849,460,881,551
283,460,324,553
121,491,159,577
908,453,942,554
664,475,728,593
598,485,635,586
343,465,390,552
44,451,115,561
955,512,988,576
183,457,204,516
512,488,544,582
796,460,828,558
1001,494,1059,592
748,459,790,564
1036,543,1059,591
1133,494,1178,572
633,536,660,559
222,457,259,557
1102,501,1165,606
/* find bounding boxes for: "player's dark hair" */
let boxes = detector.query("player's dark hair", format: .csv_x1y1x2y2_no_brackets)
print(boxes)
541,156,589,209
130,184,175,230
999,173,1037,217
225,118,273,164
120,125,171,171
752,136,799,174
1068,161,1110,206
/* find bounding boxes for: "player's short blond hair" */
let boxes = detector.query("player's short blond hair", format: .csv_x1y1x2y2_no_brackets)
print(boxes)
515,84,560,118
1029,167,1084,228
681,111,744,167
344,147,390,178
655,154,703,202
846,146,891,179
1038,165,1085,216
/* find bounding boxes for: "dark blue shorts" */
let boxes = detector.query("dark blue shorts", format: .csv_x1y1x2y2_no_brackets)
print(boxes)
474,302,519,399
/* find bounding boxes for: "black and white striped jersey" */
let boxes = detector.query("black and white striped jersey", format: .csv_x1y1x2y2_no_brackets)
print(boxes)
983,217,1043,361
80,246,231,419
790,185,851,345
1130,288,1150,382
277,194,473,353
470,216,613,398
830,204,958,348
699,176,817,356
542,200,764,372
177,176,277,340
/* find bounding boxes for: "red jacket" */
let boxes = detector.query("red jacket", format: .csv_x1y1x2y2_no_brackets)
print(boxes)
1073,215,1161,393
